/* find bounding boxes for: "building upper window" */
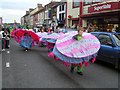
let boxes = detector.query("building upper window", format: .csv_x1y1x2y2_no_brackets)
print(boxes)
83,0,92,5
59,5,62,11
62,4,64,11
59,4,65,11
83,0,110,5
59,13,65,21
73,0,80,8
92,0,102,3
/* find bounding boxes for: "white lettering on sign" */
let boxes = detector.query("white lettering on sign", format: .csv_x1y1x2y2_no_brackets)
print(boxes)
94,4,111,11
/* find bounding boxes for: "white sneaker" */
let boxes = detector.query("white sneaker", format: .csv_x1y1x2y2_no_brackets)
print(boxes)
2,49,5,51
8,45,10,47
25,50,27,51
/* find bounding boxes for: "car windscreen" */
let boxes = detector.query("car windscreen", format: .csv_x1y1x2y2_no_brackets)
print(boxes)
91,33,98,37
112,34,120,47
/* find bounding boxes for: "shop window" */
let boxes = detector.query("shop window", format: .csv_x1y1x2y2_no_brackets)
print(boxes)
72,20,79,26
73,0,80,8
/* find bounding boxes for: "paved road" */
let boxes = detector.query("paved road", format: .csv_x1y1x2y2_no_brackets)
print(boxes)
2,39,119,88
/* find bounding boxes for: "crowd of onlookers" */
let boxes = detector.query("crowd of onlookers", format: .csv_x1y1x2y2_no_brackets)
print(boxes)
34,26,62,33
0,23,119,52
0,27,10,51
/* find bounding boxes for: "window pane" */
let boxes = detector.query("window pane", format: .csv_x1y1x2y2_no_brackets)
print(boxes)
91,33,98,37
113,34,120,47
83,0,92,5
92,0,102,3
62,13,64,21
62,4,64,11
73,0,80,7
98,34,112,46
59,6,61,11
59,14,62,21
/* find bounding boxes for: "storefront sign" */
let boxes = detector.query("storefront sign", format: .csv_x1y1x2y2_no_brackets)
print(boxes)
88,2,119,13
94,4,111,11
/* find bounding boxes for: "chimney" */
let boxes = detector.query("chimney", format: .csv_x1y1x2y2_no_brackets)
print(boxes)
37,4,42,7
26,11,29,14
29,8,34,12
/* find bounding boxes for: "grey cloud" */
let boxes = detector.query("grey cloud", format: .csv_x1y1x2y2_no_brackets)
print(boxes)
1,2,35,10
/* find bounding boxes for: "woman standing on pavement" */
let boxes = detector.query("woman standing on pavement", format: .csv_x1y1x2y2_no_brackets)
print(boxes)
5,29,10,49
1,28,6,51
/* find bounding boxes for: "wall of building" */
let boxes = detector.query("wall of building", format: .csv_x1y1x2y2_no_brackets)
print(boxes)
38,10,44,26
66,0,80,28
30,16,34,28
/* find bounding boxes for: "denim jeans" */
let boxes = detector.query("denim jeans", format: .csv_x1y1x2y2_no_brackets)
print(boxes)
6,40,9,48
2,38,5,49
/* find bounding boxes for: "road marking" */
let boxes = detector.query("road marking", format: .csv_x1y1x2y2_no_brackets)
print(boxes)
6,62,10,67
7,51,10,53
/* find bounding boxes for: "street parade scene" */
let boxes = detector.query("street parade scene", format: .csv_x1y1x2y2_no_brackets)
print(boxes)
0,0,120,89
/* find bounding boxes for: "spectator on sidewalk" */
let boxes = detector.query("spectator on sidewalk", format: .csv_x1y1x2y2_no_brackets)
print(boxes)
0,28,6,51
5,29,10,49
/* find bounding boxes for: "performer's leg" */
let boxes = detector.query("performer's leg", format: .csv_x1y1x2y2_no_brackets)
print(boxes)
2,39,5,51
70,64,75,73
25,48,28,51
77,66,84,75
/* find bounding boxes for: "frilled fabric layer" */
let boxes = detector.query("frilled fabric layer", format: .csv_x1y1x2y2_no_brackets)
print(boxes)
47,46,97,67
56,32,100,58
20,36,33,48
12,29,40,45
11,29,24,43
52,46,97,64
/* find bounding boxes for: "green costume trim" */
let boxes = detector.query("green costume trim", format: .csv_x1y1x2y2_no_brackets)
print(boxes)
77,35,82,41
77,66,84,73
70,64,84,73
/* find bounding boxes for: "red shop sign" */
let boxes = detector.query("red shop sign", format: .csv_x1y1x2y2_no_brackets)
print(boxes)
88,2,120,13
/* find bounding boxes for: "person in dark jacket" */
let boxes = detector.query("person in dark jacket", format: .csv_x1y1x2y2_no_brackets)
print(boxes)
1,28,6,51
4,29,10,48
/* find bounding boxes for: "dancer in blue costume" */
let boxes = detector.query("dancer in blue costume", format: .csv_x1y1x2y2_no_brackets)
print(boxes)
20,33,33,51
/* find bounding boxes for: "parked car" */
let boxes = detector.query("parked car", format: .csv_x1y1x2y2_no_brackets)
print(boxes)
91,32,120,69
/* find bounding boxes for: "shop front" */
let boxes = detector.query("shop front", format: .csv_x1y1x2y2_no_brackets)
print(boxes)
86,15,120,32
72,18,79,26
81,1,120,32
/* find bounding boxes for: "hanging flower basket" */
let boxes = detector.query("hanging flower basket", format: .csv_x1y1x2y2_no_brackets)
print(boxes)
68,15,72,19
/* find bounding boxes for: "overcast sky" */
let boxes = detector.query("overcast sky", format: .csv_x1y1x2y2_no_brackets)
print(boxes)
0,0,55,23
